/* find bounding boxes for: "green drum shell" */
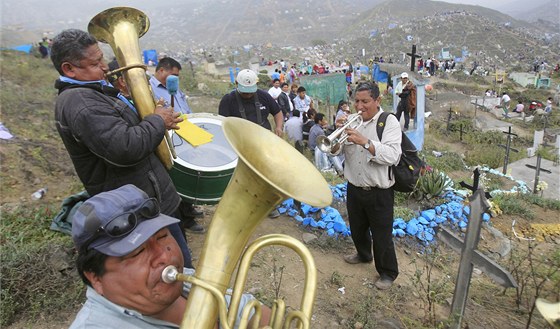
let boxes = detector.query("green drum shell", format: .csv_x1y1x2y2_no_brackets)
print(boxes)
170,113,237,205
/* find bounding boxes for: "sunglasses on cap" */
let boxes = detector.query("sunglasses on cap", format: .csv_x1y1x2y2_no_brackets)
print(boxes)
81,198,160,251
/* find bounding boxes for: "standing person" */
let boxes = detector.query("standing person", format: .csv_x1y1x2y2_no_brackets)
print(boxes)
110,58,204,233
50,29,194,267
219,69,283,137
219,69,284,218
149,57,192,115
335,81,401,290
395,72,415,131
69,184,271,328
293,86,314,115
544,97,553,114
277,82,293,119
500,92,511,118
289,83,298,105
268,79,282,101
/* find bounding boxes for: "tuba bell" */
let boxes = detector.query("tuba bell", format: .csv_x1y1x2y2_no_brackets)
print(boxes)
88,7,174,169
165,117,332,328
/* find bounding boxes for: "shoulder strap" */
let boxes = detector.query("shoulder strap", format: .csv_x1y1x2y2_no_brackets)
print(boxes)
234,91,249,120
235,91,264,126
376,111,391,142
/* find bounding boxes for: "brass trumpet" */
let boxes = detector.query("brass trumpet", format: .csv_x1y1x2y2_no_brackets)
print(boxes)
88,7,175,169
164,117,332,329
316,111,363,156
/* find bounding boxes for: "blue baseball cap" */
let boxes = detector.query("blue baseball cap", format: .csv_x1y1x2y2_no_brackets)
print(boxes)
71,184,179,257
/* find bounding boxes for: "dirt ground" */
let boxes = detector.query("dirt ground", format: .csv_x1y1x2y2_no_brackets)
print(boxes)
2,87,558,329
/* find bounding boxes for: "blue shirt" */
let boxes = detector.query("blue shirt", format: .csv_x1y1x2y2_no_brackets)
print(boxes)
69,268,256,329
149,75,192,115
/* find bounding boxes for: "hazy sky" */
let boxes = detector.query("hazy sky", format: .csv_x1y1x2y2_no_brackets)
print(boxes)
439,0,511,8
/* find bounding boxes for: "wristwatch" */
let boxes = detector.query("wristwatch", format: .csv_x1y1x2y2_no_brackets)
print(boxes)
363,140,371,150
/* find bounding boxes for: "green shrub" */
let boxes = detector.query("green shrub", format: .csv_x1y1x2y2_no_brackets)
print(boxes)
492,194,535,219
0,203,83,326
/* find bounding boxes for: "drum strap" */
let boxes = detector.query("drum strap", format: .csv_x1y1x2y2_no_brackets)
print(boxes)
235,91,264,127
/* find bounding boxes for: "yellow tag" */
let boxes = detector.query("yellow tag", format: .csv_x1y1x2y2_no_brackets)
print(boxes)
175,115,214,146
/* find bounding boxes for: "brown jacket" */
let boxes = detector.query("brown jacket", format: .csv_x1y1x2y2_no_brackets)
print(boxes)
404,81,417,117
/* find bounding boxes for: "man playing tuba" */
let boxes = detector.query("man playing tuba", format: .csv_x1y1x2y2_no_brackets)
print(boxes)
50,29,193,267
69,184,271,328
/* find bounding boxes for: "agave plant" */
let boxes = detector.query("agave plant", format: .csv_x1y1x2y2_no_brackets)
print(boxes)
413,168,452,201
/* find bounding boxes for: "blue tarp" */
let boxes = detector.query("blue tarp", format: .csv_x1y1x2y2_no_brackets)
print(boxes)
372,64,389,83
5,44,33,54
143,49,158,65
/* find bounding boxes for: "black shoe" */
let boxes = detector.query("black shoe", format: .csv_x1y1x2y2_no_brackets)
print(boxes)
185,222,205,234
188,206,204,218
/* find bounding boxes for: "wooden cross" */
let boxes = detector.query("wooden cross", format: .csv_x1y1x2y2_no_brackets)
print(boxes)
525,154,552,194
498,127,519,174
441,169,516,328
406,44,421,72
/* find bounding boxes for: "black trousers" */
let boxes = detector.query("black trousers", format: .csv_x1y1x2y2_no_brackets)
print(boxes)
347,183,399,280
395,101,410,129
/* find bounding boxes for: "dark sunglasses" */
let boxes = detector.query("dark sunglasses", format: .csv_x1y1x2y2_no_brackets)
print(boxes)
81,198,160,251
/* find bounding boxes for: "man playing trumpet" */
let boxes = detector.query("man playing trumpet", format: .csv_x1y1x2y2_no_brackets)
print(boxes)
333,82,402,290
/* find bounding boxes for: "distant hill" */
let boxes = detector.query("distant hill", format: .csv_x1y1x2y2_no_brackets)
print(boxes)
335,0,559,69
1,0,557,71
496,0,559,28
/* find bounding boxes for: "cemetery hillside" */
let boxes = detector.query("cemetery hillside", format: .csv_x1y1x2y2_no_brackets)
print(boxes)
1,0,559,328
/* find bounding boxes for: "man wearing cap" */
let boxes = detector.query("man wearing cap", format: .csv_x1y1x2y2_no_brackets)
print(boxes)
219,69,284,137
70,184,271,328
395,72,416,131
50,29,192,267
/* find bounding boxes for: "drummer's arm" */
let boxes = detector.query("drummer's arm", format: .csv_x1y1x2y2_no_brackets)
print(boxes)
273,111,283,137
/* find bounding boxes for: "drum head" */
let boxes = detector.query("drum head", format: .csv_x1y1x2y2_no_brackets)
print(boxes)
172,114,238,171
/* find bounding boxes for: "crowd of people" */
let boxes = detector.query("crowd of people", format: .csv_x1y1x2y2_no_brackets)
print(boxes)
48,24,421,327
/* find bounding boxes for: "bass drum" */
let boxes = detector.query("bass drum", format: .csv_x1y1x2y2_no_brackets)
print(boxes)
169,113,238,204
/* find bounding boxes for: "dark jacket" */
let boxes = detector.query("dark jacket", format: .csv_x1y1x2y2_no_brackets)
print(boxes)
218,89,281,130
277,92,291,117
54,80,180,215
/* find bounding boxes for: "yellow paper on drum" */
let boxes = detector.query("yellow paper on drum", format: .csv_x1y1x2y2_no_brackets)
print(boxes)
176,118,214,146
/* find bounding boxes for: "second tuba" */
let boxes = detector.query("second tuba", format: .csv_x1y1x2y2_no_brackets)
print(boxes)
88,7,174,169
167,117,333,328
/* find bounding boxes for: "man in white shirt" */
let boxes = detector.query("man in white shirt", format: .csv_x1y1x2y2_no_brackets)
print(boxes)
500,92,511,118
268,79,282,101
284,109,304,153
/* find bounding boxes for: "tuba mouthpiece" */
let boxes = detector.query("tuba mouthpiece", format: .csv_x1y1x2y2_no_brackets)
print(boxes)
161,265,179,284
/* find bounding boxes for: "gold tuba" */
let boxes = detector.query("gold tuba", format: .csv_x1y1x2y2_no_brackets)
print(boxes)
88,7,174,169
165,117,333,328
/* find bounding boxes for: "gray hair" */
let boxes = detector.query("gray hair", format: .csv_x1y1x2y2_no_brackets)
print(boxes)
50,29,98,75
355,81,380,99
